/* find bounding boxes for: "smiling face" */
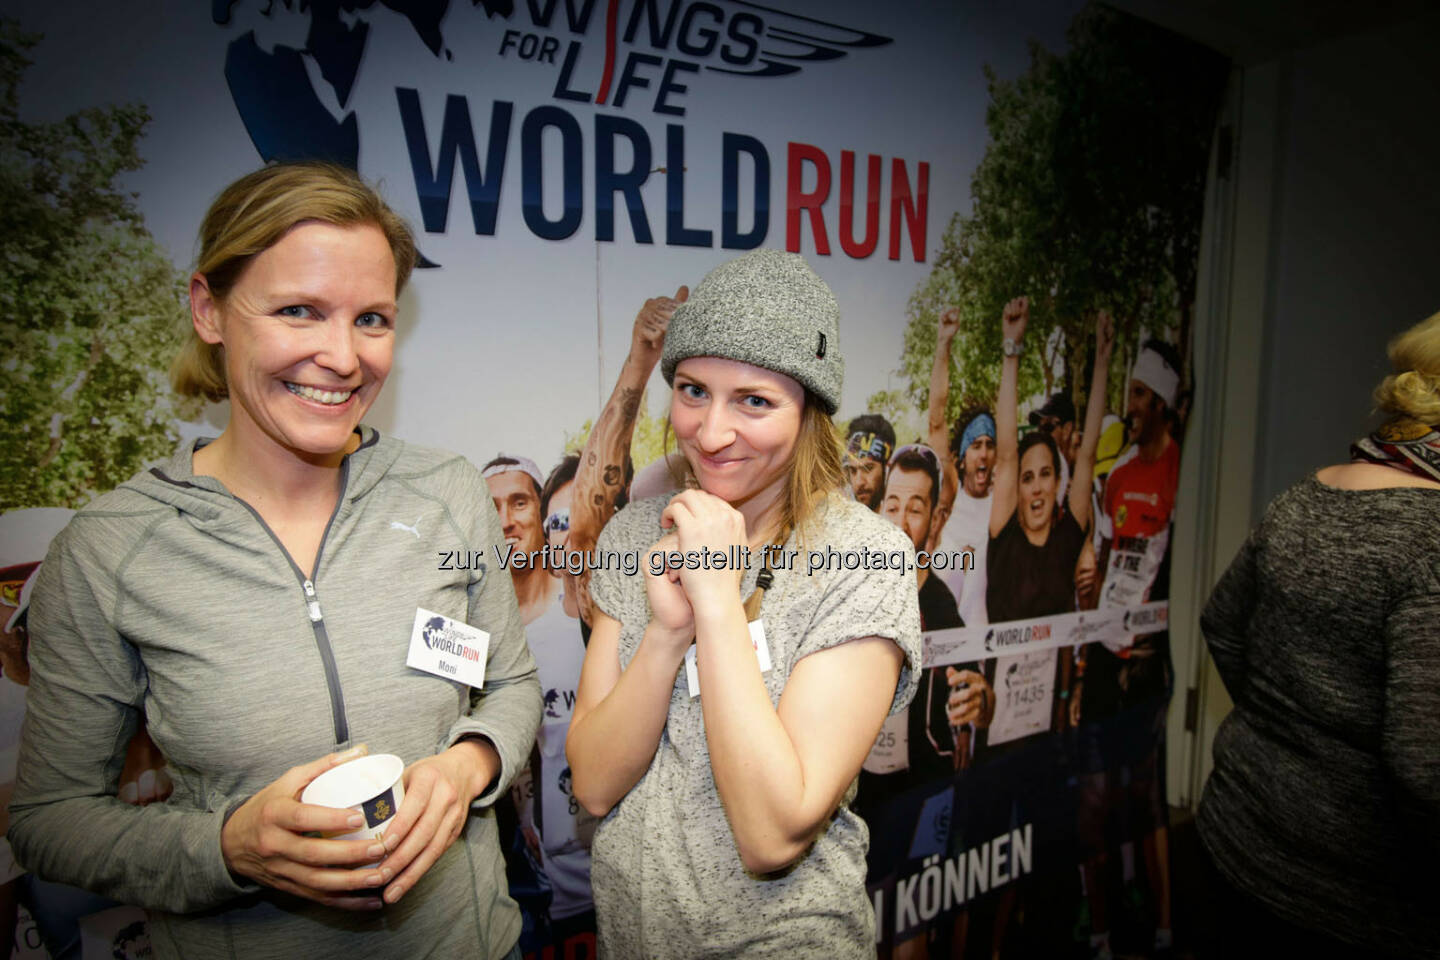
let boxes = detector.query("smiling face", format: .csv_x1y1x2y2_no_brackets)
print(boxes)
670,356,805,519
961,433,996,498
880,465,934,551
489,470,544,554
1017,441,1059,534
846,456,886,510
191,221,397,465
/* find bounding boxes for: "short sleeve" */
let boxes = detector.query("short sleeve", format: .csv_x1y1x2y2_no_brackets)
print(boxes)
796,515,923,715
590,500,658,624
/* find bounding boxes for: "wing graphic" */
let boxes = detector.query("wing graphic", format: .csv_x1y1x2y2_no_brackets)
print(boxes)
707,0,892,78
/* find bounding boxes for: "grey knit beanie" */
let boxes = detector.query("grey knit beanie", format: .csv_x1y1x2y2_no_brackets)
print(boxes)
661,249,844,413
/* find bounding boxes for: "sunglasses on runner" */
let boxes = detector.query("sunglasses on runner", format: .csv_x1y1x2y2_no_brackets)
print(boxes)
544,509,570,535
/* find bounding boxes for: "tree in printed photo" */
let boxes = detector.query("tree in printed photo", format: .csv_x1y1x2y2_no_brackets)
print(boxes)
902,6,1226,422
0,21,195,510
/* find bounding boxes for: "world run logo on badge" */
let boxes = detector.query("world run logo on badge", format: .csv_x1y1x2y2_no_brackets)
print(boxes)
421,616,485,663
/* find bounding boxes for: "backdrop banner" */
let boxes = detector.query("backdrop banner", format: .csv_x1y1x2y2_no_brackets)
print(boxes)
1,1,1226,956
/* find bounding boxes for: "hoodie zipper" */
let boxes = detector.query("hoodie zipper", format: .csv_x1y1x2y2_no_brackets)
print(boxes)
299,577,348,744
232,464,352,746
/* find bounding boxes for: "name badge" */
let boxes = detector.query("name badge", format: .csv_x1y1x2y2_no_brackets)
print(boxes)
408,608,489,688
684,619,772,698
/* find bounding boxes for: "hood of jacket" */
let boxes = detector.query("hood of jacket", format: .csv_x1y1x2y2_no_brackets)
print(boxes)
121,425,403,523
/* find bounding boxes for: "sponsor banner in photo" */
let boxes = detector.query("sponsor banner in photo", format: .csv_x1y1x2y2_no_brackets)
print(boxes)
922,601,1169,669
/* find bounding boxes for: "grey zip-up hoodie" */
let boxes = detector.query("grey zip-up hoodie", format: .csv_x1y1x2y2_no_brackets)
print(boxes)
8,428,541,959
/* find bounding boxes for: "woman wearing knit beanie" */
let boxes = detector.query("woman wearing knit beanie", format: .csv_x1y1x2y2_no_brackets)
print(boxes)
567,249,922,957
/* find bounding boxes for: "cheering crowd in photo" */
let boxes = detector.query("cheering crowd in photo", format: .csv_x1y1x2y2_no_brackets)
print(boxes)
845,298,1184,960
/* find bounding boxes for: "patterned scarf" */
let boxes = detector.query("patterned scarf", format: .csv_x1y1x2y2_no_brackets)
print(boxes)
1350,416,1440,483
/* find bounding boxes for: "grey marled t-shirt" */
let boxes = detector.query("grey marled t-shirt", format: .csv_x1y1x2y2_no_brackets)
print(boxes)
588,493,922,958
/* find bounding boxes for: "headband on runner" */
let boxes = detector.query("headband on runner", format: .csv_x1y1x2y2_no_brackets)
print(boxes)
1131,348,1178,409
846,432,893,464
959,412,997,453
482,454,544,490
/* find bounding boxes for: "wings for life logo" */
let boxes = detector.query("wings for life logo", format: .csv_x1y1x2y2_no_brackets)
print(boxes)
544,685,580,720
212,1,930,261
214,0,890,160
558,765,574,798
487,0,894,110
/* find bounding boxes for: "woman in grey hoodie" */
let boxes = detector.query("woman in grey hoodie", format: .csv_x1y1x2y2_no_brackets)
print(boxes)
8,164,541,960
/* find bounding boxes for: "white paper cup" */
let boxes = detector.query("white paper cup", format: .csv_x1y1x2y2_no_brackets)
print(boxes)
301,754,405,862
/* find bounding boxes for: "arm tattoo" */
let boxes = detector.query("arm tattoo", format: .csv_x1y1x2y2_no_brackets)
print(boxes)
618,387,642,427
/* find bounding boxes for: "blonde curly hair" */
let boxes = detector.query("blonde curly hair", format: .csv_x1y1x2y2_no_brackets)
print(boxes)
1373,310,1440,425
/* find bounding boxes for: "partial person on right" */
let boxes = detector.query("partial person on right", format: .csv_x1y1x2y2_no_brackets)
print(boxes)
1198,309,1440,959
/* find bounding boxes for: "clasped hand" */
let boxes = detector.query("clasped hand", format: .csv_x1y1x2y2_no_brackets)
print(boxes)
643,491,749,649
221,740,494,909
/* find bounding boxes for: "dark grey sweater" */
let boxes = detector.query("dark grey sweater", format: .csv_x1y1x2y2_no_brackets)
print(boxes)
1199,474,1440,958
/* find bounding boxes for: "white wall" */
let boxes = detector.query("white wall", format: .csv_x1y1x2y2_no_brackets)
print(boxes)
1173,8,1440,805
1252,11,1440,509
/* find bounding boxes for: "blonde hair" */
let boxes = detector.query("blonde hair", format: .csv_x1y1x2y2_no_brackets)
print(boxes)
778,398,846,543
172,163,418,401
665,389,846,544
1373,310,1440,425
